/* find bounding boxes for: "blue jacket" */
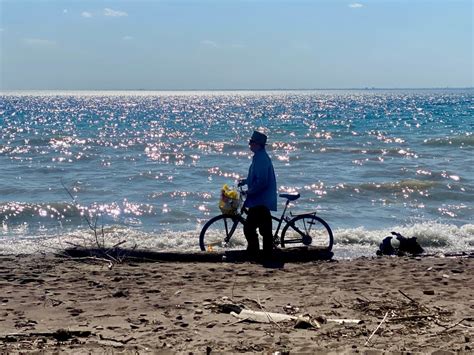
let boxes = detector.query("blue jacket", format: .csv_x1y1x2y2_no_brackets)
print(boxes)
244,148,277,211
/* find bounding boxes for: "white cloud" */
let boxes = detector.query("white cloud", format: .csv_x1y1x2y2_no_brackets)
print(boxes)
349,3,364,8
23,38,57,47
123,36,134,41
81,11,93,18
104,8,128,17
201,40,218,48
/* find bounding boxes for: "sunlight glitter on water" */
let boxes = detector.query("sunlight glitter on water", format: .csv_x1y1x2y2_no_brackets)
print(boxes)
0,90,472,250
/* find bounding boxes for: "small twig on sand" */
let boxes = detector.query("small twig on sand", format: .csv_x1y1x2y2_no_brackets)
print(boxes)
437,318,469,334
365,311,389,346
60,256,115,266
398,290,418,304
390,314,435,322
355,293,371,302
64,241,83,248
256,295,282,329
231,274,237,301
99,334,135,344
228,317,251,326
111,240,127,249
398,289,431,312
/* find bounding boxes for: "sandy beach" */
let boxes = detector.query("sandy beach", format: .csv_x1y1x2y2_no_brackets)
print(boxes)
0,253,473,354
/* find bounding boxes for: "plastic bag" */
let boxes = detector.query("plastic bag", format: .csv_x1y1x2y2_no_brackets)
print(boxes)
219,184,241,215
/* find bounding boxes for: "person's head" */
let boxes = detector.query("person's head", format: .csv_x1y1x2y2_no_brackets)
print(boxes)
248,130,267,153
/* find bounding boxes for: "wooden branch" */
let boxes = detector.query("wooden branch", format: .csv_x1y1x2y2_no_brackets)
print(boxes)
398,290,418,304
398,290,431,312
327,318,363,324
63,246,333,263
390,314,435,321
437,318,469,333
99,334,135,344
365,311,389,346
110,240,127,249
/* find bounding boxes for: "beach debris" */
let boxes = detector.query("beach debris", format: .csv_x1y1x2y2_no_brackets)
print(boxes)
283,304,300,315
211,298,330,330
376,236,396,256
0,329,93,343
327,318,364,325
364,311,389,346
354,289,457,340
231,309,298,323
376,231,424,256
294,315,321,329
99,334,135,345
218,303,243,314
112,289,129,298
229,309,321,329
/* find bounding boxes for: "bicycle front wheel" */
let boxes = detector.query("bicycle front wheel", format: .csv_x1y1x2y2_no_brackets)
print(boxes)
281,214,333,251
199,214,245,251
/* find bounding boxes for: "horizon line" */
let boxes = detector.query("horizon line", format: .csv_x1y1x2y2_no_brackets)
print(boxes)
1,87,473,92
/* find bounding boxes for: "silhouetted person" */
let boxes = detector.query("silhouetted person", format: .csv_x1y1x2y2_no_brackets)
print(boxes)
239,131,277,261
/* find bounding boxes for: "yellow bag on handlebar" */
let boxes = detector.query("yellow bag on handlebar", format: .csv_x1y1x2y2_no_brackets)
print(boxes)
219,184,241,215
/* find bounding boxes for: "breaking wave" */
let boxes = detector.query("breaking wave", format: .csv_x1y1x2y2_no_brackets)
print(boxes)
0,222,472,258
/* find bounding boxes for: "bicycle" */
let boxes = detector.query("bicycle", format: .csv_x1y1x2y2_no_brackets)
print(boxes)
199,188,333,252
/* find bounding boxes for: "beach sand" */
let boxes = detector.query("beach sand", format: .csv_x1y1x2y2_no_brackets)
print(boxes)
0,254,473,354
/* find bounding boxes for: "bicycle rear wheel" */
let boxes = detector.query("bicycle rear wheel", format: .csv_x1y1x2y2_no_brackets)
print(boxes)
280,214,333,251
199,214,245,251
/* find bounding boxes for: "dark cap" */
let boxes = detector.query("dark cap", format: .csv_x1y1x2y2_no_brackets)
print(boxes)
249,131,267,146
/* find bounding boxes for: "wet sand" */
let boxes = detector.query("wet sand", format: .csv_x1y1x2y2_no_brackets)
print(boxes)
0,254,473,353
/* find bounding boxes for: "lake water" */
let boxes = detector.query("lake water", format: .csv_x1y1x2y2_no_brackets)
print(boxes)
1,90,472,258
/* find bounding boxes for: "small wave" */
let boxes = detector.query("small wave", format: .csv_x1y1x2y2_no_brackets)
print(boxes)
356,179,439,192
423,135,474,147
0,225,208,255
334,222,474,252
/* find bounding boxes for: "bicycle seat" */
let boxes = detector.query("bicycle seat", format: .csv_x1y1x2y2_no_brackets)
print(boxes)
279,193,300,201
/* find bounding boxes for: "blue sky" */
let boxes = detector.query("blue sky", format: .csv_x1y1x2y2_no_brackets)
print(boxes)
0,0,472,90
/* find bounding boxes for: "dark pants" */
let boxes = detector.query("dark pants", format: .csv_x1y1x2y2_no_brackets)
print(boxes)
243,205,273,260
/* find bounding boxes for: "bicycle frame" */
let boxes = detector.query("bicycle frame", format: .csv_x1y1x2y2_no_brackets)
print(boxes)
238,188,315,245
199,187,333,252
222,217,240,245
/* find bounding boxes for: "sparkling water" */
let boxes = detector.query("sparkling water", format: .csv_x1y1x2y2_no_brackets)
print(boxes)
1,90,472,257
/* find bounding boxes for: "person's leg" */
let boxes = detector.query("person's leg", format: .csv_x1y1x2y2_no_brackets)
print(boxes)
258,206,273,260
243,207,260,256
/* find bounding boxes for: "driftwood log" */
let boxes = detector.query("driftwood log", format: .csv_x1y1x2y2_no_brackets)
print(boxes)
62,246,334,263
